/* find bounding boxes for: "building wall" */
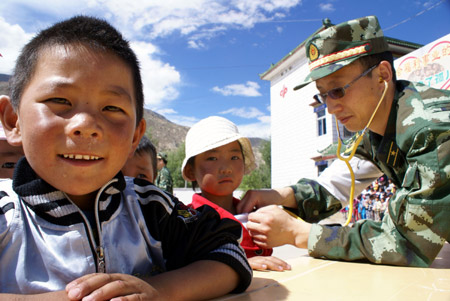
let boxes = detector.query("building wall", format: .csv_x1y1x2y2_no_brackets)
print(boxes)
270,60,335,188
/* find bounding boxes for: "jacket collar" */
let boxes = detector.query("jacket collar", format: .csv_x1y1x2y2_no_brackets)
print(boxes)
12,157,126,225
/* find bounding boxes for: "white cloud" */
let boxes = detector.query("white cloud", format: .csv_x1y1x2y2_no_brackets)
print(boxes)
220,107,265,119
238,120,271,139
219,106,271,138
164,114,199,127
130,41,181,107
187,40,206,50
319,3,335,12
212,81,261,97
84,0,301,47
155,108,177,115
0,17,33,74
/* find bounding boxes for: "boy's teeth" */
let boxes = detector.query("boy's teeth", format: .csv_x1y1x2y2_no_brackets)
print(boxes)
63,154,99,160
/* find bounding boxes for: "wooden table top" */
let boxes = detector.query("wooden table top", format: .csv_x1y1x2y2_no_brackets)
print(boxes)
216,242,450,301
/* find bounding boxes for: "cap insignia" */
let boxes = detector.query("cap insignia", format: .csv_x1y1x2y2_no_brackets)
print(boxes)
308,43,319,62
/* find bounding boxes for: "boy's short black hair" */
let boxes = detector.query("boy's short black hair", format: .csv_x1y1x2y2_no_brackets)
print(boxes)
9,15,144,124
135,135,158,181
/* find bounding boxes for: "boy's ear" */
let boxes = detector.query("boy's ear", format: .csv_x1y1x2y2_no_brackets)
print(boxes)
0,95,22,146
129,118,146,158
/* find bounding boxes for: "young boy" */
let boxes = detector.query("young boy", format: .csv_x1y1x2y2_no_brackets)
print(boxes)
0,16,251,300
122,135,157,183
182,116,291,271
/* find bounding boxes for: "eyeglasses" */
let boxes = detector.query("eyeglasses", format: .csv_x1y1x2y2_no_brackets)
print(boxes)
313,63,379,104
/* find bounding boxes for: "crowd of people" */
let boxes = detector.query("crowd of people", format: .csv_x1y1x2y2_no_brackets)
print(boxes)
341,176,397,223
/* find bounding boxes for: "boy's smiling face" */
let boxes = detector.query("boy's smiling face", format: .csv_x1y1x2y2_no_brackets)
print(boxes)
13,44,144,207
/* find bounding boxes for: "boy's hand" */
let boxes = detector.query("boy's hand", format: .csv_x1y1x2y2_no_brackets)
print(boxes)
66,273,160,301
248,256,291,271
237,187,296,214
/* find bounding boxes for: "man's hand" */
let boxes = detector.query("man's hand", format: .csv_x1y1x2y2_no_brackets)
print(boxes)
246,205,311,249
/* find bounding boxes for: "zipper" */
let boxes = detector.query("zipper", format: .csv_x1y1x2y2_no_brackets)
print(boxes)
63,178,117,273
96,246,105,273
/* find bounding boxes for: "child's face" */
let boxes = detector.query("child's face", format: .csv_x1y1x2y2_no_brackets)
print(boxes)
0,140,24,178
12,44,144,205
188,141,244,197
122,152,155,183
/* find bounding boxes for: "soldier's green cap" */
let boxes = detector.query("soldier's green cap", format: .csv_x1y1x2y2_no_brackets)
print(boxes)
157,152,168,161
294,16,389,90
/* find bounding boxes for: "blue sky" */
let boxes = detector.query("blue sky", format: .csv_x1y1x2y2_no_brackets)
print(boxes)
0,0,449,139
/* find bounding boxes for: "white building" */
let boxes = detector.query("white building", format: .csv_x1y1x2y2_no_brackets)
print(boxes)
260,19,424,188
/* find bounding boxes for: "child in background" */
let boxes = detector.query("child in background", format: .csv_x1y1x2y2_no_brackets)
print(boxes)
122,135,157,183
0,16,251,299
182,116,291,271
0,123,23,178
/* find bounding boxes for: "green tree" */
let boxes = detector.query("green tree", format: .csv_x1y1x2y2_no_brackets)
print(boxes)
239,139,271,191
166,142,189,188
144,126,158,147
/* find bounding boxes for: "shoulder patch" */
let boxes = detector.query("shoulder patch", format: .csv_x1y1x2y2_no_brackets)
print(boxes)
175,203,199,224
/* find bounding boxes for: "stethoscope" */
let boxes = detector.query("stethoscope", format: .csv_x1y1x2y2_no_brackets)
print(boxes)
282,80,388,226
338,80,388,226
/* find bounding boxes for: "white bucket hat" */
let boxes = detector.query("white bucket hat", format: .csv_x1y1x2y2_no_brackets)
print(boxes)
181,116,256,181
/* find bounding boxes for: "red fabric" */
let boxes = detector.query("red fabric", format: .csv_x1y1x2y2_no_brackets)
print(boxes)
190,193,272,258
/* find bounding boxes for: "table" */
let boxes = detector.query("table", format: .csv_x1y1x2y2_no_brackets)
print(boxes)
217,242,450,300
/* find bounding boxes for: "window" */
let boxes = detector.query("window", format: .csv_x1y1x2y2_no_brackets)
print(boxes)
317,108,327,136
316,161,328,176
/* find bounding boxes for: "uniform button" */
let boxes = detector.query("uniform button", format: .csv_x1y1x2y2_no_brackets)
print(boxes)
313,210,319,216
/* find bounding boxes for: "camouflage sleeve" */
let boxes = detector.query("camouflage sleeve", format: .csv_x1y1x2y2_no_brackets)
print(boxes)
307,124,450,267
289,156,382,222
290,178,342,223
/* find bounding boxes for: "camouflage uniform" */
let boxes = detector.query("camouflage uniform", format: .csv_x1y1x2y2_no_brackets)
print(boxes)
155,166,173,194
292,80,450,267
292,16,450,267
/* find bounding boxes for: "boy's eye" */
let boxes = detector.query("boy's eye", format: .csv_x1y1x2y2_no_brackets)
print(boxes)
1,162,16,169
104,105,125,113
231,156,241,160
47,98,70,105
137,174,150,180
206,156,217,161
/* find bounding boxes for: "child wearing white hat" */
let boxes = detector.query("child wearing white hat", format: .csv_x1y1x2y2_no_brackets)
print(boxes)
182,116,290,271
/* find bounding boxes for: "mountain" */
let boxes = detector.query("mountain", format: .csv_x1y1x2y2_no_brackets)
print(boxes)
143,108,189,151
0,74,9,94
0,74,10,82
0,75,267,165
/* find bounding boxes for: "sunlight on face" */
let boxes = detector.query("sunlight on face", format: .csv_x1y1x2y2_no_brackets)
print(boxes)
16,44,141,206
191,141,245,199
